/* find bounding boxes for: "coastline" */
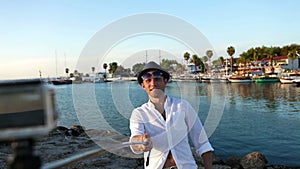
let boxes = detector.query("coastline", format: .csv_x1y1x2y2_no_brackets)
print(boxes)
1,126,299,169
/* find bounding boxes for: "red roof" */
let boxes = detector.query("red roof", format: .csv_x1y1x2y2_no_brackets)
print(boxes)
260,56,288,62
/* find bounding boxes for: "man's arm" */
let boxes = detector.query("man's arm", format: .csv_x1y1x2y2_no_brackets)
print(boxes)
201,151,213,169
130,134,152,152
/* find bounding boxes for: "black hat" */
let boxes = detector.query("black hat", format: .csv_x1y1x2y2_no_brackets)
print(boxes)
137,61,170,85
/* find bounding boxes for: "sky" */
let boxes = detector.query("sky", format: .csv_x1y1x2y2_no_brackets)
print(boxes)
1,0,300,80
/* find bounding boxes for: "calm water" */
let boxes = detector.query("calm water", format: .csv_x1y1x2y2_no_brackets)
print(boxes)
54,81,300,166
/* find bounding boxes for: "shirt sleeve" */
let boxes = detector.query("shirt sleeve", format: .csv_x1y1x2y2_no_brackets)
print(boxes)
183,100,214,156
129,108,145,154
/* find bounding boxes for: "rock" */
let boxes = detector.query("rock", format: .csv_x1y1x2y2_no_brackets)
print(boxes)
49,126,68,136
1,126,298,169
226,156,242,169
240,152,268,169
266,165,300,169
213,164,232,169
68,125,86,136
194,150,224,166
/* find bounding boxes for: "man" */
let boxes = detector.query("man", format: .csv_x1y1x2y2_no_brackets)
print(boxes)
130,61,213,169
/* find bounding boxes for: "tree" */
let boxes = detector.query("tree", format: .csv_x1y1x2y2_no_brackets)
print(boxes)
267,47,276,73
191,54,198,72
103,63,108,79
206,50,213,62
160,59,182,74
132,63,145,76
287,49,298,71
91,67,95,73
237,57,250,68
114,65,130,76
227,46,235,72
190,54,205,73
183,52,190,65
201,56,208,63
73,70,82,81
65,68,69,77
218,56,225,66
109,62,118,76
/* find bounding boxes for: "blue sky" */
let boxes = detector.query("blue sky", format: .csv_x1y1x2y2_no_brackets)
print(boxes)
1,0,299,79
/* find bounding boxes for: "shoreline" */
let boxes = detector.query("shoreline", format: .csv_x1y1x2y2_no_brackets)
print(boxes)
1,126,299,169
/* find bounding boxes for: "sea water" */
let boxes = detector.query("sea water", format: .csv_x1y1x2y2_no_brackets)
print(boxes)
54,81,300,166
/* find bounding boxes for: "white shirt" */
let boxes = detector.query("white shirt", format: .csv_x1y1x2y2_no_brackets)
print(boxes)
130,96,214,169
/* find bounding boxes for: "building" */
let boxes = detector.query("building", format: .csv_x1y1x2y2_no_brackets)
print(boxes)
260,55,300,71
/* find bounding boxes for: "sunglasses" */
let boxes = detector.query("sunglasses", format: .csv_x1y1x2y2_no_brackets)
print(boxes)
142,71,163,81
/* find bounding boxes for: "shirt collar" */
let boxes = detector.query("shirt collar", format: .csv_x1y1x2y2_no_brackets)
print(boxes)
147,95,170,109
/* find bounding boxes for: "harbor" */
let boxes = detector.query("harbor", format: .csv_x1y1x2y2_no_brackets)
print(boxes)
2,1,300,168
48,81,300,166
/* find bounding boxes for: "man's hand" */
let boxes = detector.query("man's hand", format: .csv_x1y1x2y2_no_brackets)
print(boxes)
131,134,153,152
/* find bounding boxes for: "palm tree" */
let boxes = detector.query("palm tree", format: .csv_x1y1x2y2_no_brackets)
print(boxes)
74,70,78,75
206,50,213,73
109,62,118,77
206,50,213,61
91,67,95,74
65,68,69,77
267,48,275,73
103,63,108,79
218,56,224,66
183,52,190,65
227,46,235,73
190,54,205,73
287,49,298,71
191,54,199,73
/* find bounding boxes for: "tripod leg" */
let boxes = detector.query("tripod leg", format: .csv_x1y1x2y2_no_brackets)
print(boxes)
9,139,41,169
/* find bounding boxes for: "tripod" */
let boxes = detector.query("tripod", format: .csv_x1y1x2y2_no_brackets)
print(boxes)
9,139,41,169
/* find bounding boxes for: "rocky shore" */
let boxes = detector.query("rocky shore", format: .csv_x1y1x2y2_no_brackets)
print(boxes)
0,125,299,169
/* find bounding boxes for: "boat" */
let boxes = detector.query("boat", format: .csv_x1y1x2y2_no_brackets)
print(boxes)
293,78,300,87
228,75,253,83
174,74,199,82
255,76,280,83
199,74,229,83
106,77,124,82
51,78,72,85
209,76,229,83
279,73,300,84
280,76,295,84
200,75,211,83
94,78,105,83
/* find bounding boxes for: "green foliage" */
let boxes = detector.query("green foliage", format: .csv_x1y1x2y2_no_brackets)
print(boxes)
183,52,190,62
287,49,298,70
160,59,183,73
201,56,208,63
103,63,108,70
65,68,69,74
114,65,131,76
212,56,224,67
131,60,184,75
227,46,235,57
190,54,206,72
109,62,118,75
239,44,300,61
132,63,146,75
206,50,213,59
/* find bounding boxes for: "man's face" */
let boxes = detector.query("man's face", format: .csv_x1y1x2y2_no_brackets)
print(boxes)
141,70,168,97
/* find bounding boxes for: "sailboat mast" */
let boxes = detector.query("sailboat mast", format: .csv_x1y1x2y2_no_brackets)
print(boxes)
55,50,58,77
159,50,161,64
64,53,67,68
145,50,148,63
